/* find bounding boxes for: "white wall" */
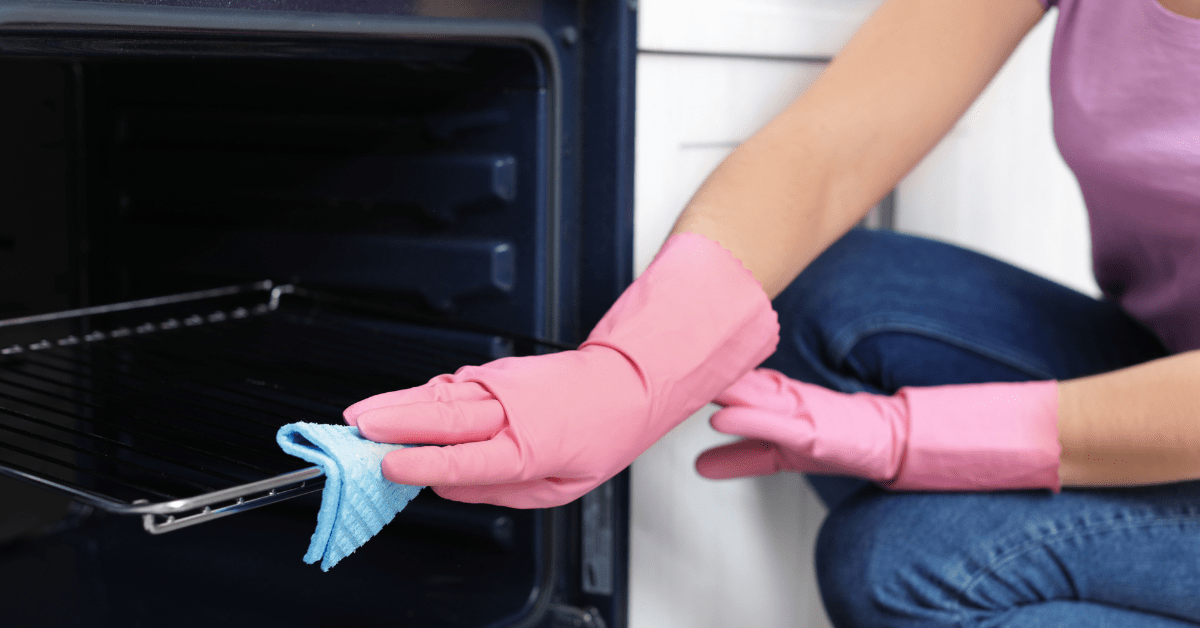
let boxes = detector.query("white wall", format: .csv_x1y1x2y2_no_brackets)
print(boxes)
631,3,1088,627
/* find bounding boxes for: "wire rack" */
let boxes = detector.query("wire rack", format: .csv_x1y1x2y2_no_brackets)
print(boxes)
0,282,523,534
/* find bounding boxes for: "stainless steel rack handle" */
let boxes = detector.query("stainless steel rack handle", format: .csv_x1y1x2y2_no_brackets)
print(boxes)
135,466,325,534
0,462,326,534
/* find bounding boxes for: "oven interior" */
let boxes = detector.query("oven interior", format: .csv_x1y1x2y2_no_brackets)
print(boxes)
0,14,630,626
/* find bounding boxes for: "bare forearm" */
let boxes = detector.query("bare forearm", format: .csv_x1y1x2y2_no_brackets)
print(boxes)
669,119,851,299
1058,350,1200,487
670,0,1044,297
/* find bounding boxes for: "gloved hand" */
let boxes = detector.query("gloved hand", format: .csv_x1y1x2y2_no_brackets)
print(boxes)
695,369,1062,491
344,233,779,508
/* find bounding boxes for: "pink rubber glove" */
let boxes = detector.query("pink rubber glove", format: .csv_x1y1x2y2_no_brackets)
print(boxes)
344,233,779,508
695,368,1062,491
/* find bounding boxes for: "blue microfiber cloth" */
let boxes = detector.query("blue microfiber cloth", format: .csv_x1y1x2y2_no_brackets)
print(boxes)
276,422,424,571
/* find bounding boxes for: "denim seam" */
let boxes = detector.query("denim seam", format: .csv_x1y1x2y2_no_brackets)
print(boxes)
952,513,1200,627
826,315,1057,382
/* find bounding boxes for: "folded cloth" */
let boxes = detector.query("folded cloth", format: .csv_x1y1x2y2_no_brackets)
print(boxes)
276,422,424,571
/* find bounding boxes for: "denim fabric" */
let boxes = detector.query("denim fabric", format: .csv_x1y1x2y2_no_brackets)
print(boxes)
818,485,1200,627
764,230,1200,626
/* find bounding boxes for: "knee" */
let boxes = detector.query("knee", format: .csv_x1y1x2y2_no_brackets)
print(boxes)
814,493,896,628
770,229,884,334
764,230,898,391
766,229,1051,391
814,491,965,628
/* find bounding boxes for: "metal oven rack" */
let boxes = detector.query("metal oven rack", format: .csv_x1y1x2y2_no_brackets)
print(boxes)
0,281,545,534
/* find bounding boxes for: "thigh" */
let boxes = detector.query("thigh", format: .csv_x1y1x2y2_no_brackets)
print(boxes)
817,483,1200,628
763,229,1169,395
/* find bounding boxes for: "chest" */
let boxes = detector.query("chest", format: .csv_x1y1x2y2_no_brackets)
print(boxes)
1049,0,1200,203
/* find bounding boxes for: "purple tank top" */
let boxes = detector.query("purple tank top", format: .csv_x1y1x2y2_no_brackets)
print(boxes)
1040,0,1200,352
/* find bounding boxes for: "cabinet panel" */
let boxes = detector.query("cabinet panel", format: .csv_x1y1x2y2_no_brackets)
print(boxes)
634,54,824,273
632,53,833,628
640,0,882,58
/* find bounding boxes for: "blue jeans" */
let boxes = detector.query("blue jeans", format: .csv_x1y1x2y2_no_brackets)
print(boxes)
765,230,1200,626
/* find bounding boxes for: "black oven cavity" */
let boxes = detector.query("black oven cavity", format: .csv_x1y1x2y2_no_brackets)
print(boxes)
0,3,635,627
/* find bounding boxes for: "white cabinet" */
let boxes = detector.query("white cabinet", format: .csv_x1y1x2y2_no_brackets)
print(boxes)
634,55,827,274
632,52,835,628
632,4,881,627
639,0,883,58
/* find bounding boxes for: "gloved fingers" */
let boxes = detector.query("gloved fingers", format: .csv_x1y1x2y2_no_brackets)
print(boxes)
713,368,797,412
694,439,784,479
695,438,852,478
381,434,523,486
433,477,583,509
356,399,506,445
343,379,490,425
432,482,531,506
709,406,813,446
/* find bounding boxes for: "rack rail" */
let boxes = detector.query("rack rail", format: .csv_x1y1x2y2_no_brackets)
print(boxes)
0,281,545,533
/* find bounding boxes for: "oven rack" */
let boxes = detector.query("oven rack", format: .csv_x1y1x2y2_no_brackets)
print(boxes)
0,281,531,533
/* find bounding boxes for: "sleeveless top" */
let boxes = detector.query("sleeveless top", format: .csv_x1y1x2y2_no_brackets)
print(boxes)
1040,0,1200,352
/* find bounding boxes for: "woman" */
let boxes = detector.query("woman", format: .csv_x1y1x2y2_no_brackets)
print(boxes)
345,0,1200,624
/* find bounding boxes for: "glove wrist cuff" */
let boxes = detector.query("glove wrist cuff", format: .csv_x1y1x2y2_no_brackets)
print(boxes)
887,380,1062,492
581,232,780,431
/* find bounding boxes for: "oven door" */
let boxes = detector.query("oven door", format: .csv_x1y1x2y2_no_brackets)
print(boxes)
0,2,635,627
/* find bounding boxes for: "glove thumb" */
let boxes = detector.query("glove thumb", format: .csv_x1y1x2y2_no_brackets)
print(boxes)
695,439,783,479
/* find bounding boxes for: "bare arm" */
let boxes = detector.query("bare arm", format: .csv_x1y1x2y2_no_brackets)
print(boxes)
1050,0,1200,485
669,0,1045,297
1062,0,1200,481
1058,352,1200,487
665,0,1200,488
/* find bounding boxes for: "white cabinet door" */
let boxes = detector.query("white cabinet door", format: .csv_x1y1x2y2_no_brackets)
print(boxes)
632,52,834,628
640,0,883,58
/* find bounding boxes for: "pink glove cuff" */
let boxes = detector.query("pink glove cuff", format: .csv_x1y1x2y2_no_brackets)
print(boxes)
581,233,781,440
888,380,1062,492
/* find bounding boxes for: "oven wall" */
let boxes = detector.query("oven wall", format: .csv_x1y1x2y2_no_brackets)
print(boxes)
0,60,79,541
79,48,555,338
0,3,638,626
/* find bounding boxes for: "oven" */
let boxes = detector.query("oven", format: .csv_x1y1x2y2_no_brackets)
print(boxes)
0,2,635,626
